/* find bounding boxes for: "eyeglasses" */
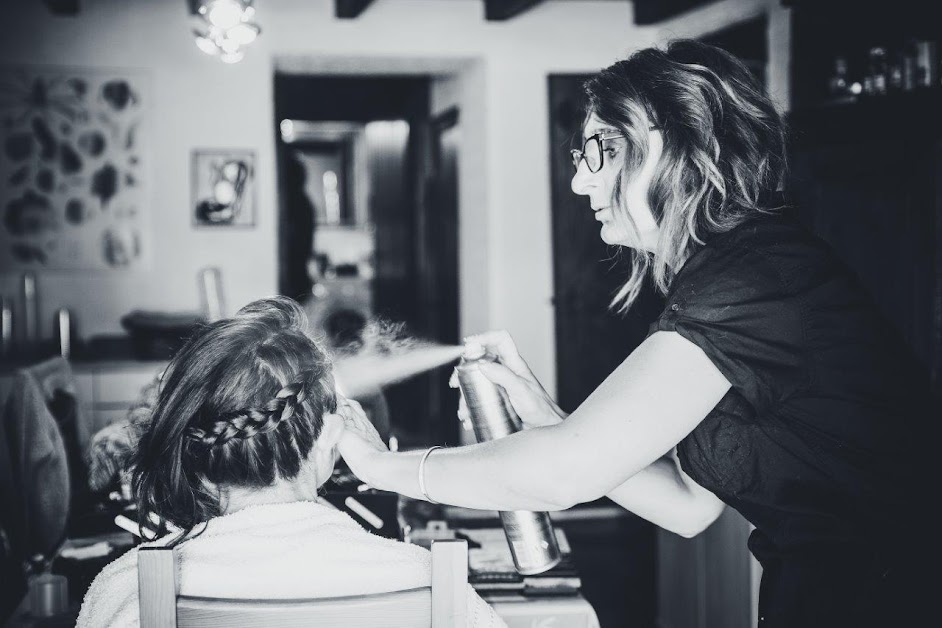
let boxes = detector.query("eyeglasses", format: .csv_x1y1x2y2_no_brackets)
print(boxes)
569,127,661,173
570,132,625,173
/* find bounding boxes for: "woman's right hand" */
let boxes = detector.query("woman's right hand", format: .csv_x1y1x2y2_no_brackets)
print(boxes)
453,330,567,430
335,396,388,486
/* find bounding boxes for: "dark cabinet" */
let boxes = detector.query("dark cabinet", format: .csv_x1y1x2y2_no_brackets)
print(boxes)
786,1,942,392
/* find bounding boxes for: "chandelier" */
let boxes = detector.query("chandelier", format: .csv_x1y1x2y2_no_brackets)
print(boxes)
191,0,261,64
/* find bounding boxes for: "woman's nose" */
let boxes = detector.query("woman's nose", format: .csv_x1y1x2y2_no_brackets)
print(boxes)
570,161,593,196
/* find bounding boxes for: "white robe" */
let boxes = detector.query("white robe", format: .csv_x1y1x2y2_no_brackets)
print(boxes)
76,500,505,627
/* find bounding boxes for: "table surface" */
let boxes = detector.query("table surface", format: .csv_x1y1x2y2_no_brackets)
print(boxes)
398,496,602,628
483,593,601,628
5,599,79,628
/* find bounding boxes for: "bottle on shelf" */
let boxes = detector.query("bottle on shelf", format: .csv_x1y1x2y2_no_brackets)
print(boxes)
912,39,938,88
867,46,888,96
198,267,226,322
56,309,72,359
901,41,917,91
888,49,904,92
827,55,849,96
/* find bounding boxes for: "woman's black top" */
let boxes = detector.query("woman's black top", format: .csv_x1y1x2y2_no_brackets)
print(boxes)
648,213,935,627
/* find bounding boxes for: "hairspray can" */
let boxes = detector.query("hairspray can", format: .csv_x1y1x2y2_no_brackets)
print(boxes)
455,342,562,575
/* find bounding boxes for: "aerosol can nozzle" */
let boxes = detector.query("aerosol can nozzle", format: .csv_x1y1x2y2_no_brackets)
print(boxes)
462,340,486,360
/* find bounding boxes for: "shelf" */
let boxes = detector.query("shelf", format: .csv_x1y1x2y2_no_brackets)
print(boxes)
788,0,941,121
788,88,942,142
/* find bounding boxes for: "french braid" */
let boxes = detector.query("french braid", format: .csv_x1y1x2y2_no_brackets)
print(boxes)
186,379,309,447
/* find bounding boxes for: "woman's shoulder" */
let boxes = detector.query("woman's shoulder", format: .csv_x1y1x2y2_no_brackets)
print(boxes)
679,212,836,295
76,545,142,628
708,211,815,254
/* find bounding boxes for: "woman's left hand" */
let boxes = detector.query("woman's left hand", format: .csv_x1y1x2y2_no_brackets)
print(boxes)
335,396,387,484
456,361,566,430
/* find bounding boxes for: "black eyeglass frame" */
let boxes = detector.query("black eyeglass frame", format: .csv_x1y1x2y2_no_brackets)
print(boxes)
570,126,661,173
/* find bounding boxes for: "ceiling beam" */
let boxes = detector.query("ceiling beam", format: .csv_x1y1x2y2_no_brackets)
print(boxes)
484,0,545,21
632,0,723,25
336,0,375,19
42,0,79,15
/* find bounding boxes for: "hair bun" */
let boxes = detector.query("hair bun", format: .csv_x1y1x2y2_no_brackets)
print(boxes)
234,296,308,332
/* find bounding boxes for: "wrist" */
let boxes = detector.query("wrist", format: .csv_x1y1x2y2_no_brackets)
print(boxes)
352,448,389,489
362,450,420,499
418,446,443,503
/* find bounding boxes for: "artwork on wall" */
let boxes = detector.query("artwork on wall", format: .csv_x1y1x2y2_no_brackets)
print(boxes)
191,149,255,227
0,65,151,270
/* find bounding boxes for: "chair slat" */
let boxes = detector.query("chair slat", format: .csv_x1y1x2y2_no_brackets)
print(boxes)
138,547,178,628
178,589,430,628
432,539,469,628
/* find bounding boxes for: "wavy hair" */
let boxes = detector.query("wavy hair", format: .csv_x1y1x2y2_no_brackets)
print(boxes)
131,297,337,537
584,39,788,312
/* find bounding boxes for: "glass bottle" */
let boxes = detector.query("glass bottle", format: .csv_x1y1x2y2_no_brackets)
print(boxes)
912,39,938,88
902,41,917,91
868,47,888,96
828,55,849,97
888,49,904,92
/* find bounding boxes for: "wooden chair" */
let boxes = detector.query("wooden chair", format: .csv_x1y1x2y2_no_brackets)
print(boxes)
138,539,468,628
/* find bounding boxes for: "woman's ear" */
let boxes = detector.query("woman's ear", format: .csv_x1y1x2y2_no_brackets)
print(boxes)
320,412,345,450
307,412,346,490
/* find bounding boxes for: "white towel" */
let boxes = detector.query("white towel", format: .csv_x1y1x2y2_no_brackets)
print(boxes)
76,500,505,627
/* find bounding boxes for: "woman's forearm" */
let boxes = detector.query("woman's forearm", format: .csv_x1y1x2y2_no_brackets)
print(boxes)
604,453,725,538
348,332,731,516
364,427,584,512
363,438,725,534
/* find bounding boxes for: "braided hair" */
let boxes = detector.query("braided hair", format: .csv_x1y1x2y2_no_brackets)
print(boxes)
131,297,337,536
185,380,308,447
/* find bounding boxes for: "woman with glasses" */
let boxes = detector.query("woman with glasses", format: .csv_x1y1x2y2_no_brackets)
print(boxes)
337,40,933,627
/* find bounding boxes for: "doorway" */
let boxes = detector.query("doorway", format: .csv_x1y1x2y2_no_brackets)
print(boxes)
274,74,461,447
548,75,664,414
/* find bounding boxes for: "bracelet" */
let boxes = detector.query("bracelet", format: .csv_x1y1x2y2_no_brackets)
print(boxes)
418,446,443,504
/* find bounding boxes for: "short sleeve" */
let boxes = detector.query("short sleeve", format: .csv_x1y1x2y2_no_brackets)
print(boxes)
653,245,809,413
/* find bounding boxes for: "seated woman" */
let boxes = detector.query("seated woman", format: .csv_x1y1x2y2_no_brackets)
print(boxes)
77,297,504,628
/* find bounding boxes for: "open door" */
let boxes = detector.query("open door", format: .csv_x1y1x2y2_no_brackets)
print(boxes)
548,75,664,413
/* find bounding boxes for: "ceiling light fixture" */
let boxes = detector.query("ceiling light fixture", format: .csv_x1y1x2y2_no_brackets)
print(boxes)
191,0,260,64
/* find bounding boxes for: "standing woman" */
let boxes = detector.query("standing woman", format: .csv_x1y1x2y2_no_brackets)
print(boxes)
339,41,934,627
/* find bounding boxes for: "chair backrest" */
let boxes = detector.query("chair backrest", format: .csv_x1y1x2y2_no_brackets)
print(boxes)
138,539,468,628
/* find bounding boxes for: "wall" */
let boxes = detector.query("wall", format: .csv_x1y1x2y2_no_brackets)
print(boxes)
0,0,789,394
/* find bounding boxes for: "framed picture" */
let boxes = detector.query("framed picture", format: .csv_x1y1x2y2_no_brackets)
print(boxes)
191,149,255,227
0,65,151,270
